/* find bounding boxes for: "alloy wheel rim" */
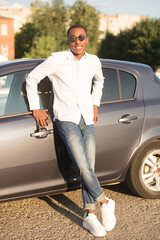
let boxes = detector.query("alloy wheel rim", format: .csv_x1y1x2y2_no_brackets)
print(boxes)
141,150,160,192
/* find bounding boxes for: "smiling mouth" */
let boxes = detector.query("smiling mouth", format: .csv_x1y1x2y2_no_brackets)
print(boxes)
75,45,83,50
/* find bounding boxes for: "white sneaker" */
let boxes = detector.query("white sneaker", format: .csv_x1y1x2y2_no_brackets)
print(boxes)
101,197,116,231
83,213,106,237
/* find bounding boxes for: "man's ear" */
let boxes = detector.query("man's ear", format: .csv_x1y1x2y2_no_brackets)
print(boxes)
86,37,89,44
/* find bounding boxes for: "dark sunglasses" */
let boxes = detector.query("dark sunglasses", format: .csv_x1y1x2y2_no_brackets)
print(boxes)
68,34,86,43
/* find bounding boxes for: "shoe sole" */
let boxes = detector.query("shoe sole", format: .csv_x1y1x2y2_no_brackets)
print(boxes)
83,222,106,237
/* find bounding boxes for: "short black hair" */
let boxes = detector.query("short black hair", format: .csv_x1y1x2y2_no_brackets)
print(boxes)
67,25,87,38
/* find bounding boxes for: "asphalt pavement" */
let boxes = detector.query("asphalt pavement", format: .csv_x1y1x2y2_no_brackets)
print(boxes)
0,183,160,240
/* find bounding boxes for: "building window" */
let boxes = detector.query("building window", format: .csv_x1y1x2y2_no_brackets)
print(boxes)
1,45,8,57
1,24,7,36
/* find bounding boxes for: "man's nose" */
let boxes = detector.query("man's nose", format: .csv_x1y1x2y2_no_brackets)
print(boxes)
75,37,80,43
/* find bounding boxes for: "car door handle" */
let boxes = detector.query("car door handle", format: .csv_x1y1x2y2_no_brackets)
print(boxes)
118,114,137,124
30,128,53,138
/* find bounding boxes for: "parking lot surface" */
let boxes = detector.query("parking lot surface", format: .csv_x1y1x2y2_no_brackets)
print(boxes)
0,183,160,240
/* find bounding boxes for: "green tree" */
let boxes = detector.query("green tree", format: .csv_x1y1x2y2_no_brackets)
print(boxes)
69,0,100,54
31,0,55,37
98,18,160,70
15,0,68,58
98,31,119,59
51,0,68,50
15,22,36,58
15,0,101,58
128,18,160,70
30,0,68,51
24,35,57,58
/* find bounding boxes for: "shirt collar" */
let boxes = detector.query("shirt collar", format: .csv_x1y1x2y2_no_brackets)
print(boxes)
67,49,88,60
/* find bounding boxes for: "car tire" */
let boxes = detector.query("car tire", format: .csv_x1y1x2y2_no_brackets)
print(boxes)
127,140,160,199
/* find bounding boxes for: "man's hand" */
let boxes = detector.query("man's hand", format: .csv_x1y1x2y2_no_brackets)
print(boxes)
93,105,99,124
32,109,49,128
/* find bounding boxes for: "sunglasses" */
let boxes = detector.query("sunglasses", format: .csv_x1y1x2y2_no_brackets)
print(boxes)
68,34,86,43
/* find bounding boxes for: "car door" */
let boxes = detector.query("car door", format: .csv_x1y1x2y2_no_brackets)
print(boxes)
95,65,145,183
0,66,65,201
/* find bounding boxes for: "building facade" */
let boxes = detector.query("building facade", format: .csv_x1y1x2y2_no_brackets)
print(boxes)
0,3,31,33
99,13,144,38
0,17,14,60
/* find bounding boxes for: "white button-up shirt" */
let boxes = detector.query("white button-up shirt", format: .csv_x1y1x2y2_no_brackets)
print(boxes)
26,49,104,125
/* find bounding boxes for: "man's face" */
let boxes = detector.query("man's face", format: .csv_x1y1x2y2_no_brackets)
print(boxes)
67,27,88,60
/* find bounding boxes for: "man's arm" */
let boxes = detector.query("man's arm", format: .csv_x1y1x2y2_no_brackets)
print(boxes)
93,105,98,124
92,58,104,123
26,55,55,127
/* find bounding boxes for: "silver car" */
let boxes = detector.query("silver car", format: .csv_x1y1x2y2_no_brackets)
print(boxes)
0,59,160,202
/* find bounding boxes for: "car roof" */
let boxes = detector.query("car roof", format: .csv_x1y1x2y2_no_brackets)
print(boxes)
0,58,153,76
0,59,43,68
101,58,152,71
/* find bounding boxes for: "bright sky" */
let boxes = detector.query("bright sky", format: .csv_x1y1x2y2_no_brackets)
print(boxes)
1,0,160,18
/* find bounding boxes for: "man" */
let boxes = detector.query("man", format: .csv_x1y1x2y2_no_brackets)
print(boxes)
26,25,116,237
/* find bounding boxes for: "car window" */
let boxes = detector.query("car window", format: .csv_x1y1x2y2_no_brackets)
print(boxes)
101,68,136,103
101,68,119,103
119,71,136,99
0,70,53,117
0,74,14,116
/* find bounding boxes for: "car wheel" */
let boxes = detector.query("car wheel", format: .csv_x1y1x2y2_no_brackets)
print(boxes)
127,140,160,199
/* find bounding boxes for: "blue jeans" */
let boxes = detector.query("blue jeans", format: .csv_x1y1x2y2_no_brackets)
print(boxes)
55,116,105,210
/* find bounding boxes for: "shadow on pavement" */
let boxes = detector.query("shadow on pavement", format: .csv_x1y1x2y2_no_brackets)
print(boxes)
39,193,84,228
39,183,139,231
102,182,138,198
